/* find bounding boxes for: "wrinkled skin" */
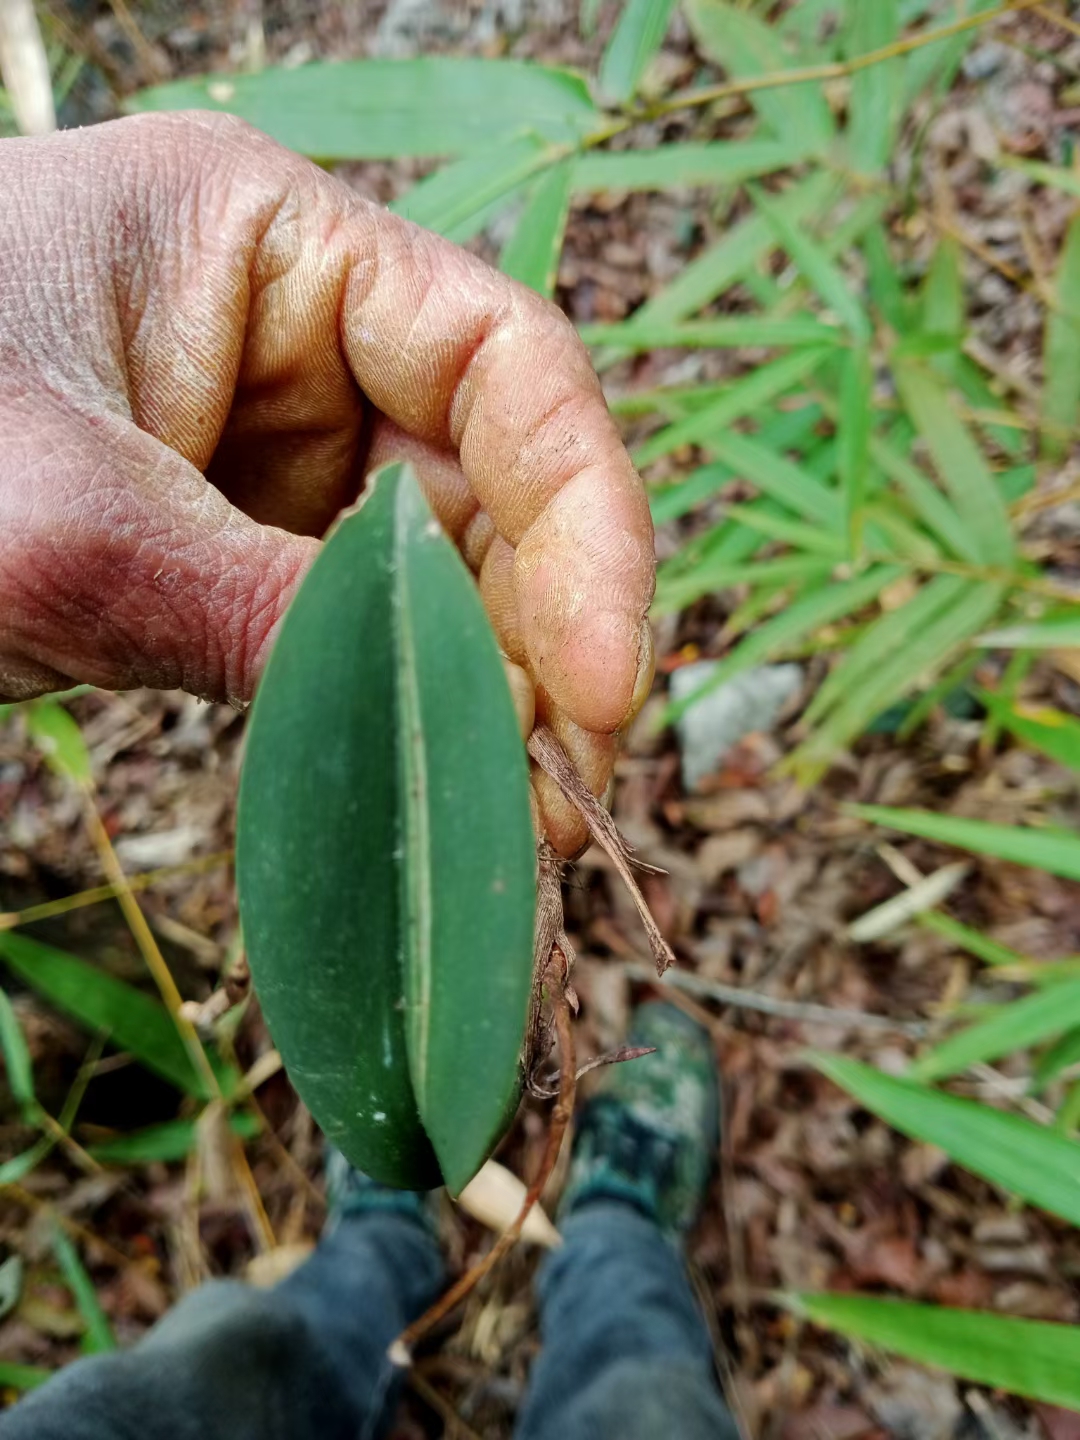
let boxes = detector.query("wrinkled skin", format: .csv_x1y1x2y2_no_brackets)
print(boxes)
0,113,656,854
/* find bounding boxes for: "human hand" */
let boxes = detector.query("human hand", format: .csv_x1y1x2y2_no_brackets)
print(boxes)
0,112,654,854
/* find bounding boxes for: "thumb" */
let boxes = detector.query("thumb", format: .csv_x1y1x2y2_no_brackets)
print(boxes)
0,405,317,704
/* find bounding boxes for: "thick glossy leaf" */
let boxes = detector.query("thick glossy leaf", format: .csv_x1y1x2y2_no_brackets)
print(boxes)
598,0,677,102
572,138,813,192
814,1054,1080,1226
392,138,556,243
0,932,209,1098
129,59,599,158
684,0,835,152
500,159,573,297
238,465,535,1194
893,356,1014,566
914,978,1080,1083
796,1295,1080,1410
89,1113,260,1166
847,805,1080,883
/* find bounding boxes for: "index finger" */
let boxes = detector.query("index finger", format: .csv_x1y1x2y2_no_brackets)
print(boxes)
336,205,655,735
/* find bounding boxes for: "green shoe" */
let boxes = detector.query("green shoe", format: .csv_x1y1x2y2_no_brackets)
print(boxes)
559,1002,719,1240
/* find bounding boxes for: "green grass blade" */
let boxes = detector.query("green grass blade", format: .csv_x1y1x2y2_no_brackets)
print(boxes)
0,1362,49,1392
499,158,572,298
917,911,1026,969
683,0,835,151
25,703,91,787
796,1295,1080,1411
50,1222,116,1355
129,58,599,157
572,137,814,192
722,503,845,557
598,0,677,102
1004,155,1080,202
708,431,842,527
893,355,1015,566
837,345,873,555
0,933,210,1098
1035,1027,1080,1092
749,183,871,341
88,1112,261,1166
980,693,1080,773
845,0,901,174
978,617,1080,649
920,238,964,344
847,805,1080,882
1042,211,1080,460
653,556,834,617
662,565,904,722
392,138,555,242
578,317,843,350
633,346,834,467
0,987,36,1118
869,430,980,564
814,1053,1080,1226
914,978,1080,1084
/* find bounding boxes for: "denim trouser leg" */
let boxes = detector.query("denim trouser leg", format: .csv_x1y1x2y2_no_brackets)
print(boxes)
516,1203,739,1440
0,1213,443,1440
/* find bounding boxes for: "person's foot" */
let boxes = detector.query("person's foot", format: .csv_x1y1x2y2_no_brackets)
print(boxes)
559,1002,719,1240
324,1148,436,1235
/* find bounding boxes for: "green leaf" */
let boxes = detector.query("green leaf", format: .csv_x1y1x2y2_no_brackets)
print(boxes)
978,617,1080,649
917,911,1026,969
980,694,1080,773
869,429,980,565
26,703,91,787
633,346,834,467
1035,1026,1080,1092
0,987,35,1118
815,1053,1080,1226
723,503,845,557
1004,155,1080,202
598,0,677,102
654,556,834,617
837,345,873,554
0,1362,49,1393
846,805,1080,883
572,137,815,192
578,316,843,350
88,1112,261,1166
616,171,838,332
1042,211,1080,460
683,0,835,152
129,59,599,158
846,0,902,174
499,159,573,298
662,565,904,722
796,1294,1080,1411
893,355,1014,566
920,238,965,345
749,182,871,341
238,465,536,1194
0,932,209,1098
914,978,1080,1084
709,431,842,528
391,138,556,243
51,1222,116,1355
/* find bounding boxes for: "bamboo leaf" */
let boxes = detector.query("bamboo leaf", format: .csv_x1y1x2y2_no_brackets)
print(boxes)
708,431,842,527
238,465,536,1194
683,0,835,151
392,138,556,243
88,1113,260,1166
980,693,1080,773
846,0,902,174
837,345,873,554
51,1223,116,1355
847,805,1080,883
129,58,599,157
1042,211,1080,460
499,158,573,297
796,1295,1080,1411
25,703,91,787
578,316,844,350
0,932,210,1098
814,1053,1080,1226
0,1362,49,1393
893,355,1015,566
598,0,678,103
654,556,834,618
917,911,1027,969
633,346,834,468
572,137,816,192
914,978,1080,1084
978,617,1080,649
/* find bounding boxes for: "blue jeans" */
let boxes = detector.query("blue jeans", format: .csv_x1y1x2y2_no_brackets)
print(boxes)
0,1202,735,1440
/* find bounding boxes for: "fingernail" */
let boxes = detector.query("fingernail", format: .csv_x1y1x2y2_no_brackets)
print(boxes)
503,657,536,741
627,619,655,722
